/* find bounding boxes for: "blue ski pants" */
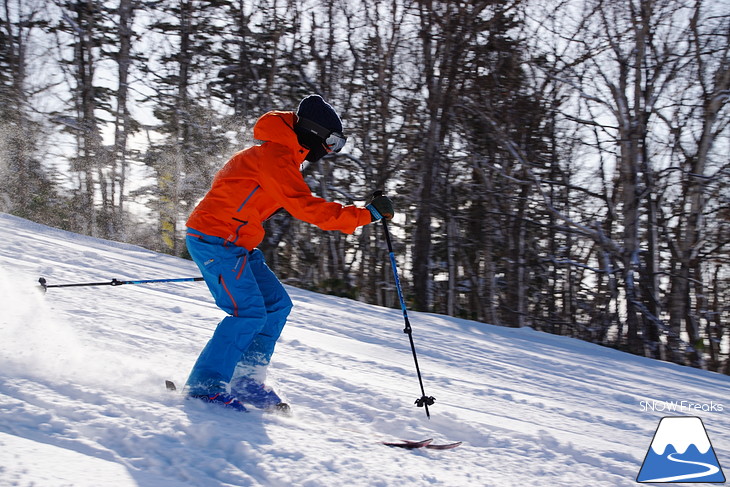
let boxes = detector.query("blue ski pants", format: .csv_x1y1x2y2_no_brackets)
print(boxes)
184,228,292,395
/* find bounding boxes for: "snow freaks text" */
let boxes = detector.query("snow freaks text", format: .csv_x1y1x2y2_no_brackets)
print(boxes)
640,400,724,413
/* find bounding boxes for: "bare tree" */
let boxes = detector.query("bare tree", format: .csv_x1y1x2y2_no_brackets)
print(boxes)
529,0,729,367
0,0,63,225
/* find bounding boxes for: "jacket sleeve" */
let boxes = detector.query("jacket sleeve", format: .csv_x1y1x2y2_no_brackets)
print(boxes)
257,147,372,234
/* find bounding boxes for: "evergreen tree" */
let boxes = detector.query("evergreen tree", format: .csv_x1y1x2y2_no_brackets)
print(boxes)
0,0,66,227
144,0,231,255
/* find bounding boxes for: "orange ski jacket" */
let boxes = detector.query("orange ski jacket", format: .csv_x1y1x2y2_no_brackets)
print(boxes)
186,111,372,250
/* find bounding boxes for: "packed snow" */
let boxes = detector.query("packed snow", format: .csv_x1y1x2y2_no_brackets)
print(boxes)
0,212,728,486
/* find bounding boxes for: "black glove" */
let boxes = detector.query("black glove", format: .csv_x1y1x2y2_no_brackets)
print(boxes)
366,190,394,221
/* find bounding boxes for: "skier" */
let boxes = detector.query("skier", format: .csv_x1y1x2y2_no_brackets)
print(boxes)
184,94,394,411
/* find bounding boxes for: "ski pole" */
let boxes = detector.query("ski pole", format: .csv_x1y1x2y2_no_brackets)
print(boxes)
38,276,204,292
375,212,436,419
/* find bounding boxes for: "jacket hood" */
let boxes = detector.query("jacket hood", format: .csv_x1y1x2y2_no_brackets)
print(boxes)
253,111,308,164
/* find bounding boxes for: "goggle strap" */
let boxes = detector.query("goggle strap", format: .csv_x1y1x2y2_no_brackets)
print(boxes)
296,117,331,140
297,116,346,152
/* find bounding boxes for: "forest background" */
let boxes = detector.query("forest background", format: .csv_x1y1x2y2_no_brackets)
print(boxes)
1,0,728,373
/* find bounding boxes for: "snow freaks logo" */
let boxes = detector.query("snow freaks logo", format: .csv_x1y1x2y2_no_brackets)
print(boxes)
640,399,724,413
637,416,726,483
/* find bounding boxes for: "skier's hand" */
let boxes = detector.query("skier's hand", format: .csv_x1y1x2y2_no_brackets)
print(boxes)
366,191,394,221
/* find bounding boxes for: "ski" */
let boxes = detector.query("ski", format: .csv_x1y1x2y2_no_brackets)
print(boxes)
382,438,462,450
383,438,433,449
168,381,456,447
425,441,463,450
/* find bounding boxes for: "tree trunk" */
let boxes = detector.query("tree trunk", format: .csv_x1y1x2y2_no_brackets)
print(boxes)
111,0,136,239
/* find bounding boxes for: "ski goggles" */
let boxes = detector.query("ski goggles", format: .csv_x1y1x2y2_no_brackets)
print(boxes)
297,117,347,153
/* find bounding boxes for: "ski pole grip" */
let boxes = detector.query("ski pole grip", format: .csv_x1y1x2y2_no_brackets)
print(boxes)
367,190,386,221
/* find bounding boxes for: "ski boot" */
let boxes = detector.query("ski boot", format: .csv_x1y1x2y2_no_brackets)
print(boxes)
231,377,290,414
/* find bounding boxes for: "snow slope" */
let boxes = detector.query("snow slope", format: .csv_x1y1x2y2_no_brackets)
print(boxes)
0,212,728,487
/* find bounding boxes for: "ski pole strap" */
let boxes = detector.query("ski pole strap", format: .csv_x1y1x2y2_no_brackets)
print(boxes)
367,203,384,222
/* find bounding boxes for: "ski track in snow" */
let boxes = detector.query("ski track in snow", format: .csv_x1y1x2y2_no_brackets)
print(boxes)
0,213,728,486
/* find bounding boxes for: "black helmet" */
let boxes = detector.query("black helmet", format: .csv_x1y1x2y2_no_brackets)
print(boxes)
295,95,347,161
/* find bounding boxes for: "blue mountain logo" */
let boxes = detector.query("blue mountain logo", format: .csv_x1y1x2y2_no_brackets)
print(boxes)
637,416,726,483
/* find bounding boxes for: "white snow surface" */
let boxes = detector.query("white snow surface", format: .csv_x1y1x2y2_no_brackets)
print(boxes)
0,212,728,487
